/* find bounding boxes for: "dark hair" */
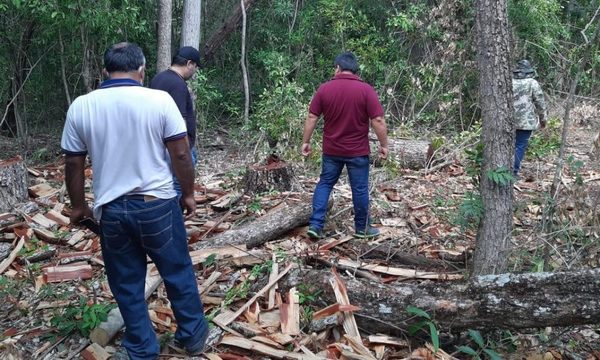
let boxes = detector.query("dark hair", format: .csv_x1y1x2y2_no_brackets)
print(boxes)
334,52,359,74
103,42,146,73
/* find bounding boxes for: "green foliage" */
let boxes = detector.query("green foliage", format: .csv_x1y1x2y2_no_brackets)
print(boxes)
406,306,439,352
485,167,515,186
456,329,502,360
0,276,19,297
203,253,217,268
454,191,484,231
527,118,561,158
251,50,307,151
465,141,484,182
296,283,322,305
566,155,585,186
50,297,115,336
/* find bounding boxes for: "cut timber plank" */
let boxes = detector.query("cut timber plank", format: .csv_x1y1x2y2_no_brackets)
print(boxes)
313,303,361,320
219,335,325,360
213,263,293,328
28,183,59,198
337,259,463,280
0,236,25,274
267,253,278,309
80,342,110,360
67,231,86,246
32,213,57,229
330,268,361,341
367,335,408,347
280,287,300,335
44,210,70,226
43,264,93,283
33,228,62,244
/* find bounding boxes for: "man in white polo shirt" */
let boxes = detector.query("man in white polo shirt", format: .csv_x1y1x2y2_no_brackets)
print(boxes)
61,42,208,360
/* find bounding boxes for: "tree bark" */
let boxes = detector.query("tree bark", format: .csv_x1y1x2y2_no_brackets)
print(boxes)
385,139,433,170
203,0,255,65
240,0,250,123
473,0,514,275
0,156,28,213
192,200,312,250
181,0,202,48
283,268,600,333
242,156,301,195
156,0,173,72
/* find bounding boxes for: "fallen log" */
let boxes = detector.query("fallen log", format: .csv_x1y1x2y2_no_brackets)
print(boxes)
284,268,600,333
0,156,28,213
383,138,433,170
192,199,312,250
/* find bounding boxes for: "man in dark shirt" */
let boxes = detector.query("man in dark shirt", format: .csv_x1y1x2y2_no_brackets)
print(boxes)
151,47,200,195
302,52,388,239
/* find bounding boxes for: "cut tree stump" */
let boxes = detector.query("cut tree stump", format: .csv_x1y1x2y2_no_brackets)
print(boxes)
384,138,433,170
242,154,301,195
283,268,600,333
192,199,313,250
0,156,28,212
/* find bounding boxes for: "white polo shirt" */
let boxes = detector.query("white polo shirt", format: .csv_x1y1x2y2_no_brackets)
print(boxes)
61,78,187,219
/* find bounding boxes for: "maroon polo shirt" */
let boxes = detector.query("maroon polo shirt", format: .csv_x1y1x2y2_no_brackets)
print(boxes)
309,73,384,157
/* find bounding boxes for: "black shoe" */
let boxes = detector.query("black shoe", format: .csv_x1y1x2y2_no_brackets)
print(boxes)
306,226,323,239
354,226,380,239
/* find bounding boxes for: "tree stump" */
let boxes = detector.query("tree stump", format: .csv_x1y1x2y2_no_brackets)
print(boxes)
0,156,28,212
385,139,433,169
242,154,301,195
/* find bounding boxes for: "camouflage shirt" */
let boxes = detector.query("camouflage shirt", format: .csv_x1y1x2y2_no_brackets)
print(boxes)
513,77,547,130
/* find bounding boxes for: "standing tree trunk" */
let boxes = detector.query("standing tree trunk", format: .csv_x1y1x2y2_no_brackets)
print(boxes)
181,0,202,48
157,0,173,72
240,0,250,123
472,0,514,275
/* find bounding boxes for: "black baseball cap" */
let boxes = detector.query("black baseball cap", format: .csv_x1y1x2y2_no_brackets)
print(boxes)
176,46,201,65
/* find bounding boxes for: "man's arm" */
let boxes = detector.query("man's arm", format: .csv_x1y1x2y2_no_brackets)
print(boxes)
64,155,92,223
166,137,196,217
370,116,389,159
301,112,319,156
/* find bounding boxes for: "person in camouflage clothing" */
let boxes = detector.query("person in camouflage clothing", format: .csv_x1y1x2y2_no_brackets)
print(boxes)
512,59,547,178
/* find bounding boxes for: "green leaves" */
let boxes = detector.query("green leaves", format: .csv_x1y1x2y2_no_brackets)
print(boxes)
406,305,431,319
406,306,439,352
486,167,514,186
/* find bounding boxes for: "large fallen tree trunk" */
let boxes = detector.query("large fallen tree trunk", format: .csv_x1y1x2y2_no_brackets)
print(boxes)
284,268,600,333
382,138,433,170
0,156,28,212
192,199,312,250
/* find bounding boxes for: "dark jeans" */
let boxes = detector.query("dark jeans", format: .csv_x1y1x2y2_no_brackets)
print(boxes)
173,147,198,198
100,196,207,360
310,155,370,232
514,129,533,176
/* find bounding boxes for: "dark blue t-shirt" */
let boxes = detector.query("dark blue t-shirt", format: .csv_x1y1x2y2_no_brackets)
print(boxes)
150,69,196,147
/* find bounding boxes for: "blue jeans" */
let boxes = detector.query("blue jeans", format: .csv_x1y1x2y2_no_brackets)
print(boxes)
173,147,198,198
514,130,533,175
310,155,370,232
100,196,207,360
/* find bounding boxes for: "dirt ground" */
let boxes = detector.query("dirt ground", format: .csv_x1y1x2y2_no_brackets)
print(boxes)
0,100,599,359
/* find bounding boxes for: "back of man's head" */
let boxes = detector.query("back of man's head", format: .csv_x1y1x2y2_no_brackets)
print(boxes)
104,42,146,73
334,52,359,74
172,46,201,67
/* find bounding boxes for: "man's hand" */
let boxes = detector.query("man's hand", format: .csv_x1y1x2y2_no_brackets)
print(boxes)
70,205,93,225
378,145,388,160
301,143,311,157
180,194,196,220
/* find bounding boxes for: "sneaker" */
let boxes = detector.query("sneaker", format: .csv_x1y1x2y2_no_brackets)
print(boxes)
306,226,323,239
354,226,380,239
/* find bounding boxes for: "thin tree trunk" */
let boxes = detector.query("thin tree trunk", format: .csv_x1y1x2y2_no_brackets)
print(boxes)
80,26,92,93
240,0,250,123
472,0,514,275
181,0,201,48
157,0,173,72
58,30,71,106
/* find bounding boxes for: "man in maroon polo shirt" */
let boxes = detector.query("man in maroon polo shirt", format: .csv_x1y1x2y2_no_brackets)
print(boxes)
301,52,388,239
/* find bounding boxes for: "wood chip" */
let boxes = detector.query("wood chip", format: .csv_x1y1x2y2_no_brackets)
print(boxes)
80,342,110,360
280,287,300,335
28,183,59,198
44,210,70,226
42,264,93,283
212,263,293,328
219,335,325,360
337,259,463,280
0,236,25,274
329,268,361,341
367,335,408,347
31,213,57,229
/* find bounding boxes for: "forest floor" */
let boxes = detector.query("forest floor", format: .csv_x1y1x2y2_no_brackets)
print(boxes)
0,100,599,360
